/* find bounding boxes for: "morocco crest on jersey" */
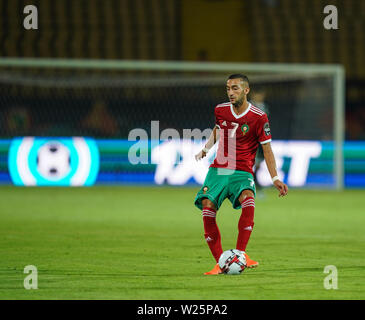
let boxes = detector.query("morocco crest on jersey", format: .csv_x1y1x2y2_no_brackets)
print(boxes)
241,124,249,136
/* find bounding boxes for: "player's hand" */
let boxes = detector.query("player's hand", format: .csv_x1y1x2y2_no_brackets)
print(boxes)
195,150,207,161
274,180,288,197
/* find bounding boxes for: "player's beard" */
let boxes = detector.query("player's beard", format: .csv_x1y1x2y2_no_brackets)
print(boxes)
232,96,244,108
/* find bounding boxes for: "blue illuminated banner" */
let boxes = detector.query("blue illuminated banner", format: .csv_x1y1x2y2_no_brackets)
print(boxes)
8,137,99,186
1,139,364,188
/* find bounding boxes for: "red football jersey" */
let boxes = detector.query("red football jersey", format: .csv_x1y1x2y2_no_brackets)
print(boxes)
210,102,272,174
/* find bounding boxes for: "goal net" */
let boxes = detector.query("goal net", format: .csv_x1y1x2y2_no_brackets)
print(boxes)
0,58,345,189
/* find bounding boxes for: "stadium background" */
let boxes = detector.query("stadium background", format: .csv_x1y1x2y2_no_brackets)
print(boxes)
1,0,365,300
0,0,364,187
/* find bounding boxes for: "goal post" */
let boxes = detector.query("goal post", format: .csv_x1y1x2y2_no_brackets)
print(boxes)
0,58,345,189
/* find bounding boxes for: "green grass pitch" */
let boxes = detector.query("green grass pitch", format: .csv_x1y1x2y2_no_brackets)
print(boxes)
0,185,364,300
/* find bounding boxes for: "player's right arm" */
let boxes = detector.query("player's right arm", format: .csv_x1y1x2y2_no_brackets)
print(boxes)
195,126,220,161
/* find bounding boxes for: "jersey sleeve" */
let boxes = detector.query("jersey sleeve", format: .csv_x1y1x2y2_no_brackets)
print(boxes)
256,114,272,144
214,107,221,129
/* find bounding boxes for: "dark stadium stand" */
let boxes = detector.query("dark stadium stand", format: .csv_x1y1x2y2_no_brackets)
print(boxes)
0,0,364,139
0,0,181,60
0,0,363,78
247,0,365,78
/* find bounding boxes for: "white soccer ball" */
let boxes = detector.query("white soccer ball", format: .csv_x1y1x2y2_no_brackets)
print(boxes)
218,249,247,275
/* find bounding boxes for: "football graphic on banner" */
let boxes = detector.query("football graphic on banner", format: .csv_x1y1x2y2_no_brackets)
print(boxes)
8,137,99,186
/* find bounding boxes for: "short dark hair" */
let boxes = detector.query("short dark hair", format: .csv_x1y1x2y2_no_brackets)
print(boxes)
227,74,249,87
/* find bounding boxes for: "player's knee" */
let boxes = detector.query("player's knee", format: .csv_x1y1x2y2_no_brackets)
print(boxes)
202,198,216,211
238,189,254,203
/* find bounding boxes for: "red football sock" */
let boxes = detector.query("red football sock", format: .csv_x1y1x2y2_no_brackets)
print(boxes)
236,197,255,252
202,207,223,263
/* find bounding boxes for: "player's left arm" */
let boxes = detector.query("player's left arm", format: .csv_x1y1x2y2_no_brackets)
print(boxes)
261,142,288,197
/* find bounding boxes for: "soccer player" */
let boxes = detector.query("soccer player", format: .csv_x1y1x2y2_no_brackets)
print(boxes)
194,74,288,275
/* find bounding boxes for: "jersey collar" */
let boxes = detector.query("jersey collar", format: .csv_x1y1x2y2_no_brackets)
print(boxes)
230,102,251,119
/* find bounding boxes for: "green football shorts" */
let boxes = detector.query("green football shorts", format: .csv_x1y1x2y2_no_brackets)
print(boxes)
194,167,256,211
